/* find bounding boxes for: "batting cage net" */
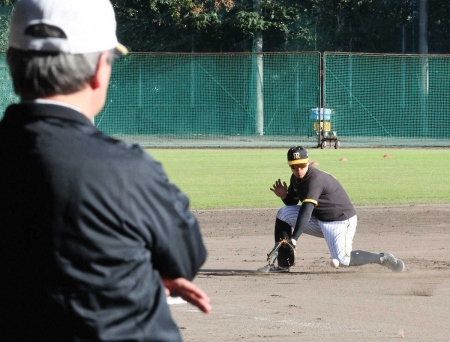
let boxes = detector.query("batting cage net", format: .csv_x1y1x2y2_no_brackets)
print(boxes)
1,52,450,147
95,52,320,147
323,52,450,147
0,54,18,115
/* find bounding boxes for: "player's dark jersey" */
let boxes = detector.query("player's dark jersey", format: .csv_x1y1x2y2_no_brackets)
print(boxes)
283,166,356,221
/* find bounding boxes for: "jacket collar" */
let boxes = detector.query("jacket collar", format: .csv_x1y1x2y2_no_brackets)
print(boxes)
4,102,93,126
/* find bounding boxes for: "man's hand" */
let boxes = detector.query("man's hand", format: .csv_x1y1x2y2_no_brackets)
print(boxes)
270,179,288,199
162,277,211,313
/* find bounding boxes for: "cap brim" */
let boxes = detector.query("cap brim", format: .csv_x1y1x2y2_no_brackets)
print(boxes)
115,43,128,55
288,158,309,165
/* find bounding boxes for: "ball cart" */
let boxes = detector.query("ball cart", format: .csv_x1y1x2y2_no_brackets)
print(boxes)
309,108,340,149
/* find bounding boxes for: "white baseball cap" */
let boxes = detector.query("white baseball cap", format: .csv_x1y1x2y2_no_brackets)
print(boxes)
9,0,128,55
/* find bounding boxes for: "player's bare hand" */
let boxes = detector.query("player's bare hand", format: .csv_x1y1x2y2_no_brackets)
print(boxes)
163,277,211,314
270,178,287,199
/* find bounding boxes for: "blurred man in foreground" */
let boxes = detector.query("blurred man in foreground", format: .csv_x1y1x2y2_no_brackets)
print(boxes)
0,0,210,340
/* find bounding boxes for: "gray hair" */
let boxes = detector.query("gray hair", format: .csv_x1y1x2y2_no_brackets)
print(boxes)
7,23,116,99
7,48,104,99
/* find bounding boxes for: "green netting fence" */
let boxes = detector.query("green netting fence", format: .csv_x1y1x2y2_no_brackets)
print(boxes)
1,52,450,147
96,52,320,147
324,52,450,147
0,54,18,115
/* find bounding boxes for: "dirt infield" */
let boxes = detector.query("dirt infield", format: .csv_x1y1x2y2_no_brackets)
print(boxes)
170,205,450,341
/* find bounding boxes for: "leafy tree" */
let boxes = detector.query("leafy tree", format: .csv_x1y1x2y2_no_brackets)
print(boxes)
428,0,450,53
111,0,426,53
112,0,306,52
1,0,449,53
113,0,232,52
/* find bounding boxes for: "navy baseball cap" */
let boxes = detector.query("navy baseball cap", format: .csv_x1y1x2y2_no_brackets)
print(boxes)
287,146,309,165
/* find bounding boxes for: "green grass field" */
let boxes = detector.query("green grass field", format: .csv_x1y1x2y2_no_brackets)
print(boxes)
147,148,450,210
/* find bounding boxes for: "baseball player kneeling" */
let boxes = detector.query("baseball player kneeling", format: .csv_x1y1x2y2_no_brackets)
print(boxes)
258,146,405,273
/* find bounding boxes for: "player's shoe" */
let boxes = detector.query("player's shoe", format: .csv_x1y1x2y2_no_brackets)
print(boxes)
381,253,405,272
257,264,289,273
269,264,290,273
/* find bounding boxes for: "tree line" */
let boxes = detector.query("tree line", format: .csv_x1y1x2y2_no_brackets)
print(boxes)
1,0,450,54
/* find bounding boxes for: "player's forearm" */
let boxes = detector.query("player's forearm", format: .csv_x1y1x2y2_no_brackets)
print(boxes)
292,202,314,240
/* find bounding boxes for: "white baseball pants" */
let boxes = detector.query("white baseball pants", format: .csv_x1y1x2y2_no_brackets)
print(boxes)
276,205,357,266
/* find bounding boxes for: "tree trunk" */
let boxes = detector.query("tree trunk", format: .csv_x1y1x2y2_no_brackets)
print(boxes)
418,0,428,54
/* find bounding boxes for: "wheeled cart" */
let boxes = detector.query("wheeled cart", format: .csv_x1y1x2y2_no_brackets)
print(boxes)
309,108,340,149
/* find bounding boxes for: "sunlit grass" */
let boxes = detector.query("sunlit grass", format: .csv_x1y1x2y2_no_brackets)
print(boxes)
147,148,450,210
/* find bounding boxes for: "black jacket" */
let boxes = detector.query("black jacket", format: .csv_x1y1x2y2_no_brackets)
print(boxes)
0,102,207,341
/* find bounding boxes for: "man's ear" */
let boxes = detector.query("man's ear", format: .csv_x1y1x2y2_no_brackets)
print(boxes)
90,51,110,90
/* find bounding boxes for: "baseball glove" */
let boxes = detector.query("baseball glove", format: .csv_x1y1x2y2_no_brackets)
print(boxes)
267,238,296,268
